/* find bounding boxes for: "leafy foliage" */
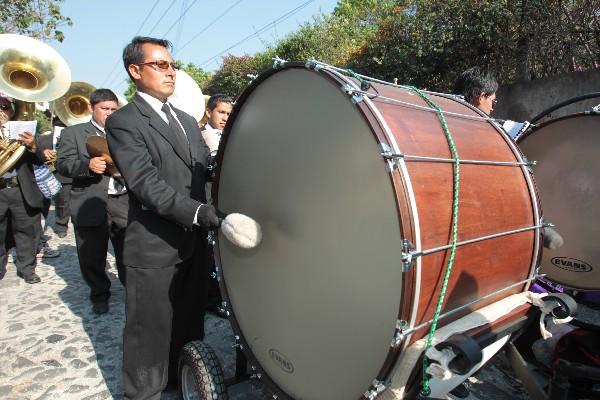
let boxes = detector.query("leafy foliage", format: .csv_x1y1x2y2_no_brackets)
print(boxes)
204,53,274,98
348,0,600,91
0,0,72,42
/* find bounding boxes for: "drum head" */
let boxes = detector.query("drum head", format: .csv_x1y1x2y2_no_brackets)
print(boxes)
216,68,404,399
518,114,600,290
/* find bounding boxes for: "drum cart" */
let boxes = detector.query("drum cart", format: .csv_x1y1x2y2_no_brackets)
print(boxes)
506,294,600,400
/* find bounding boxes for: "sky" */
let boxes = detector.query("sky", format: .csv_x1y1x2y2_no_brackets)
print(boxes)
51,0,339,96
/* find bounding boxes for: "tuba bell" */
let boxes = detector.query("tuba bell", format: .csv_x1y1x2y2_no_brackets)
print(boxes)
51,81,96,126
0,33,71,176
168,69,205,123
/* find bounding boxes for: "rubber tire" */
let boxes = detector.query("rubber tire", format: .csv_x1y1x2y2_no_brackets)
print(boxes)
545,293,577,319
435,333,483,375
178,340,228,400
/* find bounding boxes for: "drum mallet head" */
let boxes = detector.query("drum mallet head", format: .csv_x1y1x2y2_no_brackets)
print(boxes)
221,213,262,249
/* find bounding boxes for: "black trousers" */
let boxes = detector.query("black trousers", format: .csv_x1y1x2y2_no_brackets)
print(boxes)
73,194,128,303
54,183,71,232
123,243,209,400
0,186,41,277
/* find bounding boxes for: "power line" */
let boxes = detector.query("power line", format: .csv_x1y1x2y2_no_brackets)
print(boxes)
147,0,178,36
161,0,199,40
100,0,161,87
174,0,246,56
106,0,178,89
198,0,315,68
173,0,188,52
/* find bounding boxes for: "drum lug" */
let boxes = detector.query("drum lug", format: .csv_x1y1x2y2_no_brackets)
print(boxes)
272,56,287,69
392,320,410,348
379,143,399,171
364,379,387,400
341,83,365,104
305,58,324,71
522,155,537,172
401,239,417,272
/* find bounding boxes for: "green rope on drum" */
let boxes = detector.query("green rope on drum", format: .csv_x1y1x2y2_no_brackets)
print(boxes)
408,86,461,397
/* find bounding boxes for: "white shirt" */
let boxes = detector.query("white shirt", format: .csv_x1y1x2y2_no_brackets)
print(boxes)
137,92,188,142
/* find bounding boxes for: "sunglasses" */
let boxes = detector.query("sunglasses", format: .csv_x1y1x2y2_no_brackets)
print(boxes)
137,60,180,71
0,103,14,111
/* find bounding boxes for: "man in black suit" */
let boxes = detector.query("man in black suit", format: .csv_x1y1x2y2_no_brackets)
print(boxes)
0,93,44,284
56,89,128,315
106,36,221,400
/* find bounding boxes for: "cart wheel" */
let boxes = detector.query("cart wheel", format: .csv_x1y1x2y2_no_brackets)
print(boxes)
178,341,228,400
545,293,577,319
435,333,483,375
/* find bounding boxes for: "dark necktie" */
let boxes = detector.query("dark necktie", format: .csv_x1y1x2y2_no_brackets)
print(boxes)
161,103,190,153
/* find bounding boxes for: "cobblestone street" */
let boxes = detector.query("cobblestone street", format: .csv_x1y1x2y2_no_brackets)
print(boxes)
0,211,527,400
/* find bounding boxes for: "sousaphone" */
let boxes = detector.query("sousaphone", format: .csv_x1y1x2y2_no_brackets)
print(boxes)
0,33,71,175
52,81,96,126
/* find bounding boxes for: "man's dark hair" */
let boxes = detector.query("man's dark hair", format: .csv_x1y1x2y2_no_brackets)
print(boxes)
122,36,173,79
207,94,233,111
453,66,498,104
90,89,118,106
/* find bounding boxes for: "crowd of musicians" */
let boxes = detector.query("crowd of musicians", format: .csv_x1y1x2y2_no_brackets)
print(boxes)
1,35,507,400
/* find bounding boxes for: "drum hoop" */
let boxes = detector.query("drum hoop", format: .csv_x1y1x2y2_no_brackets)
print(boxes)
517,112,600,143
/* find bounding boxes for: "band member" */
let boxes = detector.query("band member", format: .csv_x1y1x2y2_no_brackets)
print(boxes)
200,94,233,317
56,89,127,315
106,36,221,399
37,116,71,238
453,66,498,115
0,93,44,284
201,94,233,155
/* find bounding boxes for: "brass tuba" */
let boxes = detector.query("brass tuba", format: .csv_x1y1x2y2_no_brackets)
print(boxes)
0,33,71,175
52,81,96,126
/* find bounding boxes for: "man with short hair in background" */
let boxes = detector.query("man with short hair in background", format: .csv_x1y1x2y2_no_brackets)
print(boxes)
56,89,128,315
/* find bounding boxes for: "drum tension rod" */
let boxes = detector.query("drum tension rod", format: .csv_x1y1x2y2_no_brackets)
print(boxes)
379,143,536,168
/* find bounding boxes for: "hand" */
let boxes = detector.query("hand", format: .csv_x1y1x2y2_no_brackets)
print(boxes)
196,204,226,229
18,131,36,152
43,149,56,161
89,157,107,174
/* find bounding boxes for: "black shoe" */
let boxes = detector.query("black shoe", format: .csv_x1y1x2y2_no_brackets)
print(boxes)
92,302,109,315
21,272,41,284
449,382,470,399
56,231,67,238
40,234,51,243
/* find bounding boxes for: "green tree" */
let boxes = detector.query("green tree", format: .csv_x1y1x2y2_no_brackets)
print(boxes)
205,52,274,98
0,0,72,42
348,0,599,91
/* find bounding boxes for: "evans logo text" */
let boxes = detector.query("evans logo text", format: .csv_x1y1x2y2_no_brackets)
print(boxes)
269,349,294,373
550,257,592,273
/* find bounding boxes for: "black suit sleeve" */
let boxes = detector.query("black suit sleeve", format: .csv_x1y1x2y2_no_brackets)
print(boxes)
106,112,202,229
56,125,94,179
35,134,53,161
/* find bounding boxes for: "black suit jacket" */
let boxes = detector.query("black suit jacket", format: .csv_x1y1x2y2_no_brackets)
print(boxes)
105,93,210,268
56,121,109,227
12,150,45,209
36,132,72,184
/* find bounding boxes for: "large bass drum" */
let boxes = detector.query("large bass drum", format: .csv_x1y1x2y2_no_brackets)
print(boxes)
214,62,542,399
518,113,600,291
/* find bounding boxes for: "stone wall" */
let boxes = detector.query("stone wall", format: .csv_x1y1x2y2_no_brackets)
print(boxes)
494,69,600,123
